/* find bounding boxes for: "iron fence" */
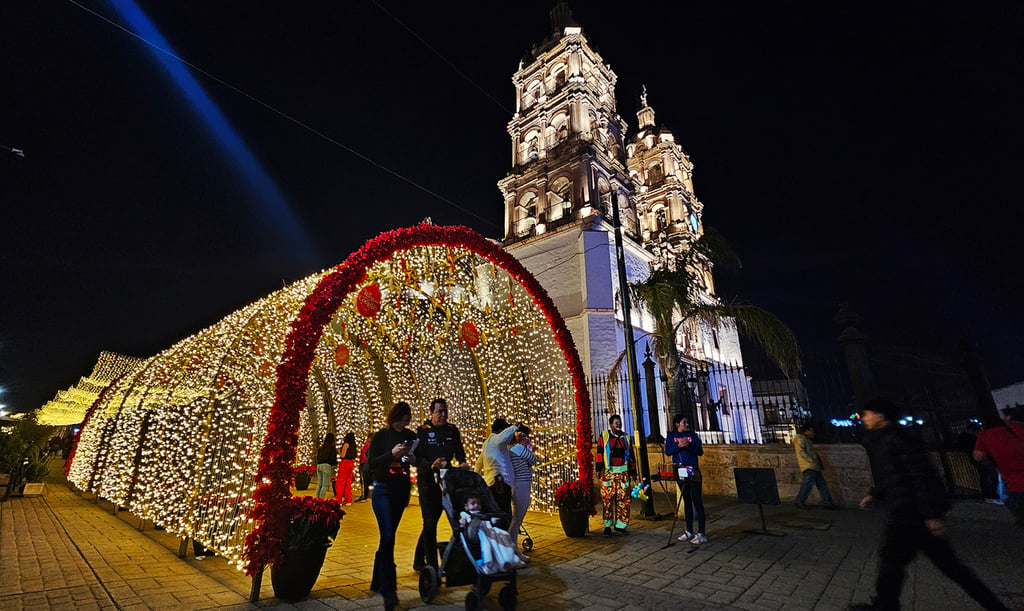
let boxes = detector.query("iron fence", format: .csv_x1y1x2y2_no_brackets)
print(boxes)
584,360,808,445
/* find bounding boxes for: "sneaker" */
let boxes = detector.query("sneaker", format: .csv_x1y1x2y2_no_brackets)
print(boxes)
677,531,694,542
603,527,613,537
691,533,708,545
615,527,629,536
985,498,1004,505
795,503,808,510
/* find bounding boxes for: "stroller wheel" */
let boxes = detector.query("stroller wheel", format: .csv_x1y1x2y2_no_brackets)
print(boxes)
418,566,439,603
521,537,533,552
465,589,482,611
499,584,518,610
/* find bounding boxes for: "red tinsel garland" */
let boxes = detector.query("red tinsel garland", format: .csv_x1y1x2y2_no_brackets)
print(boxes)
243,224,594,575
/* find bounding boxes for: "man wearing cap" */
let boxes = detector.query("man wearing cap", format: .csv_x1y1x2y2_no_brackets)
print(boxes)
475,418,522,516
973,406,1024,527
849,399,1008,611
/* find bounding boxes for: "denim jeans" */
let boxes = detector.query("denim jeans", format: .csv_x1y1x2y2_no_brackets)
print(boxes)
370,480,410,599
316,463,335,499
796,469,833,506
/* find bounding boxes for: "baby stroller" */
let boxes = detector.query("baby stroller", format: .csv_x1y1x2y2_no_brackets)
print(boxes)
418,468,518,610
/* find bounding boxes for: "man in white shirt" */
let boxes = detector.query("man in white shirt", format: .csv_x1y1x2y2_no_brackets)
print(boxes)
475,418,521,515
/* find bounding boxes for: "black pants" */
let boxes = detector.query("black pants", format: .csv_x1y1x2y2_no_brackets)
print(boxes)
414,484,443,568
677,476,705,534
490,479,513,526
358,462,371,498
874,516,1006,610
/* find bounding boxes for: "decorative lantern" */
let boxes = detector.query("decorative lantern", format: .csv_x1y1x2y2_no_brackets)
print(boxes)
356,283,381,318
460,321,480,348
334,344,349,367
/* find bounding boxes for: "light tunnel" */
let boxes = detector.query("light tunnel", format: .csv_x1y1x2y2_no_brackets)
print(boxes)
67,224,593,574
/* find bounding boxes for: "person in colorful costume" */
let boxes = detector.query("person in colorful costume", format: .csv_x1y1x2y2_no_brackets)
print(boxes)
595,414,636,535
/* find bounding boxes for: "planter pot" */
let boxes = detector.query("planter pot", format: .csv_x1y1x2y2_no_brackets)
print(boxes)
294,474,312,491
558,506,590,538
271,544,329,601
22,483,47,496
193,541,216,557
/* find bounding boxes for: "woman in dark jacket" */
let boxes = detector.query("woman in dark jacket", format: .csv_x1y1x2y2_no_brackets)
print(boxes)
368,402,417,611
315,433,337,499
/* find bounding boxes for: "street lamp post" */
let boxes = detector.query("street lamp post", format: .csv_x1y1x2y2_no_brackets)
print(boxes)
610,192,656,518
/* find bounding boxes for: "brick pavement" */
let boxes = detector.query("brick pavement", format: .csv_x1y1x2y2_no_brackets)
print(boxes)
1,474,1022,610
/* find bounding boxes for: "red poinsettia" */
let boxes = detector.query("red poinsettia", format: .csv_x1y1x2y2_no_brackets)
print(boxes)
293,465,316,477
555,479,596,515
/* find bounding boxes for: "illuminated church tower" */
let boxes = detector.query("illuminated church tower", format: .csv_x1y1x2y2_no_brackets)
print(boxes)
499,4,747,436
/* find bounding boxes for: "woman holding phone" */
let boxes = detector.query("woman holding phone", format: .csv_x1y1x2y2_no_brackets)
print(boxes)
665,414,707,545
367,402,417,611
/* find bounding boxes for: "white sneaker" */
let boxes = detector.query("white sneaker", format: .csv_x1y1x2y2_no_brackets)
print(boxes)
691,533,708,545
677,530,693,542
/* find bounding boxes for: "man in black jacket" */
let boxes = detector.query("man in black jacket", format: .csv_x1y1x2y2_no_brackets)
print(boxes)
850,399,1008,611
412,398,469,572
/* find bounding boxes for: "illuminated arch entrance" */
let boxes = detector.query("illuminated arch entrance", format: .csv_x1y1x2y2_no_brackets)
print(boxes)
68,224,593,577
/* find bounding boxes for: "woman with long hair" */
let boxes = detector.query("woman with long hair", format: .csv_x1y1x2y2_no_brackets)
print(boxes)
368,402,416,611
315,432,338,499
336,431,358,505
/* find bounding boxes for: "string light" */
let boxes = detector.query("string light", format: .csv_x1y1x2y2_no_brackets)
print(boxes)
69,227,585,575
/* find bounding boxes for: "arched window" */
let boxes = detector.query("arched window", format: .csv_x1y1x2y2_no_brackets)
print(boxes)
549,177,571,220
649,163,664,185
516,192,539,236
522,129,541,163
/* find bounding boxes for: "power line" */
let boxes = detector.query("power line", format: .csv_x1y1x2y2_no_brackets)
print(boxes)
368,0,512,115
64,0,499,229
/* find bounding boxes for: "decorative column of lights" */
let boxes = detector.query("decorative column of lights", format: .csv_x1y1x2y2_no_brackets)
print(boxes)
610,192,656,518
68,224,592,579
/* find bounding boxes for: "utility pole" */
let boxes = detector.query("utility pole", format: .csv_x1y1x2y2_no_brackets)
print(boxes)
610,192,656,518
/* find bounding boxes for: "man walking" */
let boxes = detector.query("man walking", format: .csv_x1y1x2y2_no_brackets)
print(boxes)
412,398,469,571
793,423,837,509
849,399,1008,611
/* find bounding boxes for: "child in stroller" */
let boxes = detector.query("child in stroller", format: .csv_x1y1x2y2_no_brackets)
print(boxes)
459,494,527,573
418,468,519,610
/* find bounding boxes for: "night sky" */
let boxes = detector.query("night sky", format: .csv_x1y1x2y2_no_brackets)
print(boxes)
2,1,1022,414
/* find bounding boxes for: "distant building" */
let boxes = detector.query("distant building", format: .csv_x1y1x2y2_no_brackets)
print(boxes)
992,381,1024,411
498,4,754,439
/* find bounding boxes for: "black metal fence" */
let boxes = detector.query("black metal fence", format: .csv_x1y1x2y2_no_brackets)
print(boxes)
586,360,809,445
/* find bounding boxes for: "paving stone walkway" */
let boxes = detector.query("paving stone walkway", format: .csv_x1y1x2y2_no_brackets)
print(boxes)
2,474,1021,610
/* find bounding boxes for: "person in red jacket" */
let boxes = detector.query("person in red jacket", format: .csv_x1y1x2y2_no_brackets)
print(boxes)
973,406,1024,527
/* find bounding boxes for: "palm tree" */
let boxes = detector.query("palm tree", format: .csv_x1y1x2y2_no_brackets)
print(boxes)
626,229,801,420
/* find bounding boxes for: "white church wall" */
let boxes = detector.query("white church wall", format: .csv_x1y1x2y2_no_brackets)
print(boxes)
506,228,585,318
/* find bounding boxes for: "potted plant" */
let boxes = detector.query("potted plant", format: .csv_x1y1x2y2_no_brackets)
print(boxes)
20,445,51,496
270,496,344,600
293,465,315,491
554,479,595,537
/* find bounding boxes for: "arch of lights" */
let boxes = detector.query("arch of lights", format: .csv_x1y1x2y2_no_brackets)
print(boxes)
68,224,593,575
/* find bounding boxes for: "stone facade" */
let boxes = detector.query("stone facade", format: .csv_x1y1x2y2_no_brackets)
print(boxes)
634,442,874,507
